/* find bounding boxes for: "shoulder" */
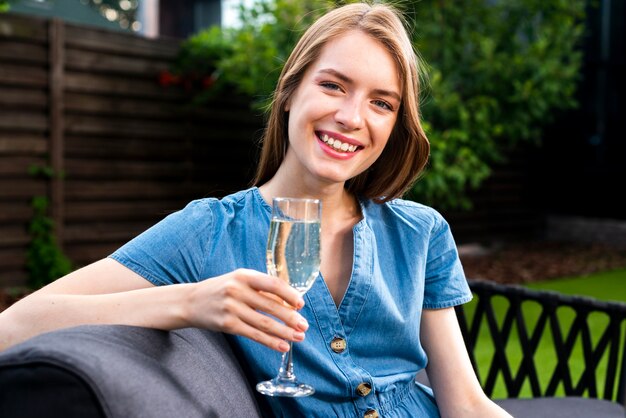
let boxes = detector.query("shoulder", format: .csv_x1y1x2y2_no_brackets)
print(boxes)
150,188,265,239
202,187,270,219
181,187,265,216
364,197,448,235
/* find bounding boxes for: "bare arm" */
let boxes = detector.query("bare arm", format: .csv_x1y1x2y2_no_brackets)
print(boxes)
0,258,308,352
421,307,512,418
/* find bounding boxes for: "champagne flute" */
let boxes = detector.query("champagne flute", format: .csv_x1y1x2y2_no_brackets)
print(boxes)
256,197,321,397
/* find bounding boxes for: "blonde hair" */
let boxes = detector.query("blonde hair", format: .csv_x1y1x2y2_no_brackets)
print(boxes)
253,2,429,202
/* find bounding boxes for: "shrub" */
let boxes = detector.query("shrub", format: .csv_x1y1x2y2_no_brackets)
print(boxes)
26,197,72,289
25,166,72,289
170,0,586,209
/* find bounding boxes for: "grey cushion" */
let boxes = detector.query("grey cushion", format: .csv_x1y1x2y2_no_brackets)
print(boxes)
0,325,263,418
495,396,626,418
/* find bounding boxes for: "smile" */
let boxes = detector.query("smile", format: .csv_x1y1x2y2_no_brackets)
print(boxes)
318,133,360,153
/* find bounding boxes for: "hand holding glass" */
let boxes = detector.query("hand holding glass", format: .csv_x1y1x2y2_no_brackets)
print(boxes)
256,197,321,397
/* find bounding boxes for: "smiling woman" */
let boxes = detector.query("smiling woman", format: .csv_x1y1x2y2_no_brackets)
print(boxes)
0,3,511,417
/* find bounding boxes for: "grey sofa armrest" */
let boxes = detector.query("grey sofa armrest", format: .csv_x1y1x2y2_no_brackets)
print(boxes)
0,325,263,418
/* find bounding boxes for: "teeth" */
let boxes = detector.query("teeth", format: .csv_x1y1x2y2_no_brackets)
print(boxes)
320,133,358,153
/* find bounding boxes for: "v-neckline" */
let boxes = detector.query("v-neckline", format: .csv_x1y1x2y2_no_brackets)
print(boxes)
306,218,373,336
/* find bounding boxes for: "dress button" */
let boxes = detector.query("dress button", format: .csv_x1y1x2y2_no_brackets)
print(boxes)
364,410,379,418
330,337,346,353
356,382,372,397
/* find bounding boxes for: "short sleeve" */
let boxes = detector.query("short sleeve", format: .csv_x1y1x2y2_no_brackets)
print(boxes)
109,199,214,286
422,215,472,309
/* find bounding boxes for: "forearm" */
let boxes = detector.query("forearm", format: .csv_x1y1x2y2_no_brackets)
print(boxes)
433,387,511,418
0,283,192,351
0,260,308,353
421,308,513,418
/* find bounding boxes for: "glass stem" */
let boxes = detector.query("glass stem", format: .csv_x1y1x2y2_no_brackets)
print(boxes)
276,341,296,382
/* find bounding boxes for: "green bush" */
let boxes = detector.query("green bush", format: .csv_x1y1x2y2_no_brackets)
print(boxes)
0,0,9,12
26,165,72,289
408,0,585,208
171,0,585,209
26,197,72,289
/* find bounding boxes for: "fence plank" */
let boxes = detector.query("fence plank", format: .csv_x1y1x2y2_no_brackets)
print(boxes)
0,110,48,132
65,24,178,58
0,226,29,247
0,135,47,155
64,71,184,100
65,200,183,222
64,92,179,119
65,48,172,75
65,159,193,180
0,156,45,176
0,62,48,87
0,202,33,223
0,13,48,41
64,221,162,244
0,39,47,64
64,114,185,138
0,179,46,199
63,242,123,267
65,181,200,200
0,86,48,108
64,135,191,160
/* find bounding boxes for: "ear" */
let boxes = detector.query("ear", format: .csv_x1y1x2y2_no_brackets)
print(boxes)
284,97,291,112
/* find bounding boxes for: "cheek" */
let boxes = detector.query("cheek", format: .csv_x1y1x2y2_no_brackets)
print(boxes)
373,119,397,148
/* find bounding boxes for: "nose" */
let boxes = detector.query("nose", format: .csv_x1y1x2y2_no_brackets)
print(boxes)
335,97,364,130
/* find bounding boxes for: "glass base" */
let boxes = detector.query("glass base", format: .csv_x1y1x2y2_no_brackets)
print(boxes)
256,378,315,397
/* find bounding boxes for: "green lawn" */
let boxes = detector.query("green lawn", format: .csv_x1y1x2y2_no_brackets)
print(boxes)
467,268,626,400
527,268,626,303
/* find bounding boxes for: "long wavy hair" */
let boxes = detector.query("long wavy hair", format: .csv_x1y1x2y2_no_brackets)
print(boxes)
253,2,429,202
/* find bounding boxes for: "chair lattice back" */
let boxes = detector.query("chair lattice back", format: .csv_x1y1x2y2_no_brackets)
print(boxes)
455,279,626,406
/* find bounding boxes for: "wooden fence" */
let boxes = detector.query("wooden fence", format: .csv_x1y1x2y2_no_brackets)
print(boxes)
0,13,263,287
0,13,542,288
442,146,542,245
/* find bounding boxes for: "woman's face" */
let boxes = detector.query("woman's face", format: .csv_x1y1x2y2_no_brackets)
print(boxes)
283,30,401,187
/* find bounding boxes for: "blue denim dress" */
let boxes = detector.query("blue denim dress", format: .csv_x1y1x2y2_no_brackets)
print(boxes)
110,187,472,418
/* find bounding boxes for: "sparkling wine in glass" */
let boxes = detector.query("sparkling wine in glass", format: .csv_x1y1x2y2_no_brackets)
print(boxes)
256,197,321,397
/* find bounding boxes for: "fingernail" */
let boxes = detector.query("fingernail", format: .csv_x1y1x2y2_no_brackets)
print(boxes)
293,331,305,341
297,318,309,331
278,341,290,352
296,297,305,309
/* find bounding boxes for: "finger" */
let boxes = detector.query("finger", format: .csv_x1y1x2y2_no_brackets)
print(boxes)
238,269,304,309
239,307,306,343
236,320,292,352
220,302,303,352
220,270,308,332
245,291,309,332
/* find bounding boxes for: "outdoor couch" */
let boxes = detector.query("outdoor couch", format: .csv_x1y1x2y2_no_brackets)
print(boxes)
0,280,624,418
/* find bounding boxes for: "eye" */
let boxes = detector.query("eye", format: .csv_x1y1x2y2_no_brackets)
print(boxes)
372,99,393,111
320,81,342,91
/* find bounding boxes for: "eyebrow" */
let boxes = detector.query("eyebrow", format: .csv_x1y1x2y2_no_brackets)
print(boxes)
318,68,402,102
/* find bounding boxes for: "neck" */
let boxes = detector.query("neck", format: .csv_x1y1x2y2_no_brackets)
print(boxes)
258,175,360,227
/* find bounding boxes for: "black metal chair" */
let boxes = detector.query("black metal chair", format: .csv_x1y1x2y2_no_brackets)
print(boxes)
456,279,626,417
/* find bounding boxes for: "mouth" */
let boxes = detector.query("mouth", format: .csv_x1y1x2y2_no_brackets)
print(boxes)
316,132,363,154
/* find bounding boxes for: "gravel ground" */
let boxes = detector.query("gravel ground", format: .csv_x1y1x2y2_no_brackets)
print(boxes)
2,240,626,312
459,240,626,284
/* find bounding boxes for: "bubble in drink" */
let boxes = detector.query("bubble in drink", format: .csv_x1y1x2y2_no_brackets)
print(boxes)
266,218,321,293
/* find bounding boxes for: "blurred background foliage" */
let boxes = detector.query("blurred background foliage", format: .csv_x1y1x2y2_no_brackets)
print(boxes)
171,0,586,209
0,0,569,211
2,0,589,209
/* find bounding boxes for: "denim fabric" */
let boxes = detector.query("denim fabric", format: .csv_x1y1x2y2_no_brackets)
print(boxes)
110,187,472,418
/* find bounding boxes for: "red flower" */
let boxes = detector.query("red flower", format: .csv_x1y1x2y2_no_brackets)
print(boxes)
158,70,180,87
202,75,216,89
